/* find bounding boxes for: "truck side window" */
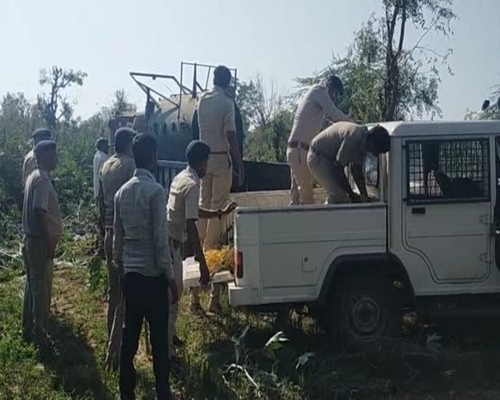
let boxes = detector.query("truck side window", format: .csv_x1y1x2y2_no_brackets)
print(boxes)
407,138,490,203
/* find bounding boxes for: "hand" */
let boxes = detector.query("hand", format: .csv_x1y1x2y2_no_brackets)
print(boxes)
199,260,211,287
168,280,179,305
222,201,238,215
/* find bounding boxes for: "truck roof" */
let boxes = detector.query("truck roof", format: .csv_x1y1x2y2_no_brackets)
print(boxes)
373,120,500,138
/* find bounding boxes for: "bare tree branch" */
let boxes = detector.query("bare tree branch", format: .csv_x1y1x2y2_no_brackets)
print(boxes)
408,17,439,54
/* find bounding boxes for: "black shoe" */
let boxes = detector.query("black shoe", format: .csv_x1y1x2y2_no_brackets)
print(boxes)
173,335,184,348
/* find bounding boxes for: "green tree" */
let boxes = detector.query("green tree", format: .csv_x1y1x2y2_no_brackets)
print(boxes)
237,76,293,162
297,0,456,123
108,88,137,116
37,66,87,130
465,89,500,120
0,93,44,209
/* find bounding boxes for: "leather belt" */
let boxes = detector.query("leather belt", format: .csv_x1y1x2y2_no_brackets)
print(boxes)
287,141,310,151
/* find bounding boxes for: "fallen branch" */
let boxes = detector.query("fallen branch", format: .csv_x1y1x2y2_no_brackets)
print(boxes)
225,363,261,391
0,248,21,261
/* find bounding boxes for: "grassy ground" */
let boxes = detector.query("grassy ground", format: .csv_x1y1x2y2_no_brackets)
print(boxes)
2,234,500,399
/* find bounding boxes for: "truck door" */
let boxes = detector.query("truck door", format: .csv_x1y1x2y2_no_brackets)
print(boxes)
402,137,492,282
494,137,500,269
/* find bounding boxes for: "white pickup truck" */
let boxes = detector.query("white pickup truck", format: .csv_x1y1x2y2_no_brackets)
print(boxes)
229,120,500,348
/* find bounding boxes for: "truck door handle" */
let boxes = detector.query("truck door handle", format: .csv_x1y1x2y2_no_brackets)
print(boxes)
412,207,426,215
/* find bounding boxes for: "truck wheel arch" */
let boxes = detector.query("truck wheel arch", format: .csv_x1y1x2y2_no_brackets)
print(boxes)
318,253,415,307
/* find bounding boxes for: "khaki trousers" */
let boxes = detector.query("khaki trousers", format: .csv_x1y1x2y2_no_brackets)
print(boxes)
104,228,124,367
22,236,54,341
307,152,350,204
168,240,184,358
287,146,315,205
198,154,232,249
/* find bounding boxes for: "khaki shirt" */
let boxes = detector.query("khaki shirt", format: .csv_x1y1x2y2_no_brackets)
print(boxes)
100,154,136,227
93,150,109,198
197,85,237,153
22,168,63,239
288,84,351,146
310,122,367,167
166,167,200,243
22,150,37,186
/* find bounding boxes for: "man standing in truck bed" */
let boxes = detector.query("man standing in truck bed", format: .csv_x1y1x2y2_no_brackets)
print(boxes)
195,65,244,313
287,75,352,205
307,122,390,204
98,127,136,370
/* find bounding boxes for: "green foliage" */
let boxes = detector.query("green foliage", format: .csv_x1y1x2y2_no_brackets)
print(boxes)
296,0,455,123
466,88,500,120
100,89,138,125
237,76,294,163
0,278,72,400
0,93,44,208
245,110,294,163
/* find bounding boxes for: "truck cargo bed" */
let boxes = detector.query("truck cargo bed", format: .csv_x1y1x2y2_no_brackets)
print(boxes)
230,188,327,208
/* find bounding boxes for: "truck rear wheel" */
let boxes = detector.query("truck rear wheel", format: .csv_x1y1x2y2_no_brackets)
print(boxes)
331,272,402,351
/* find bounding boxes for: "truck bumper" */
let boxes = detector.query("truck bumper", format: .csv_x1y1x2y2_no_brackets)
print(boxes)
228,282,255,306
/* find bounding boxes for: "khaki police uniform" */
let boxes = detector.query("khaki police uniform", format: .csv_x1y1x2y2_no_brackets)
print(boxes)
99,153,135,363
287,84,351,205
22,168,63,342
307,122,367,204
22,150,37,186
166,166,200,358
196,85,236,249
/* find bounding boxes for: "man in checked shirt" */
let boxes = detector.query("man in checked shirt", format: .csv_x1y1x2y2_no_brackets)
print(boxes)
114,132,179,400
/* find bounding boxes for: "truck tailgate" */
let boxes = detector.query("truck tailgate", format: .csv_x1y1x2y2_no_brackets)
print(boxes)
230,203,387,306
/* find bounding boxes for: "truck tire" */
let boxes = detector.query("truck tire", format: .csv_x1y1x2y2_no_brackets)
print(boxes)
331,272,402,351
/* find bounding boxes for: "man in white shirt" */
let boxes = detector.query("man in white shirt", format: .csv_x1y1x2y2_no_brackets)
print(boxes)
93,137,109,199
286,75,353,205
